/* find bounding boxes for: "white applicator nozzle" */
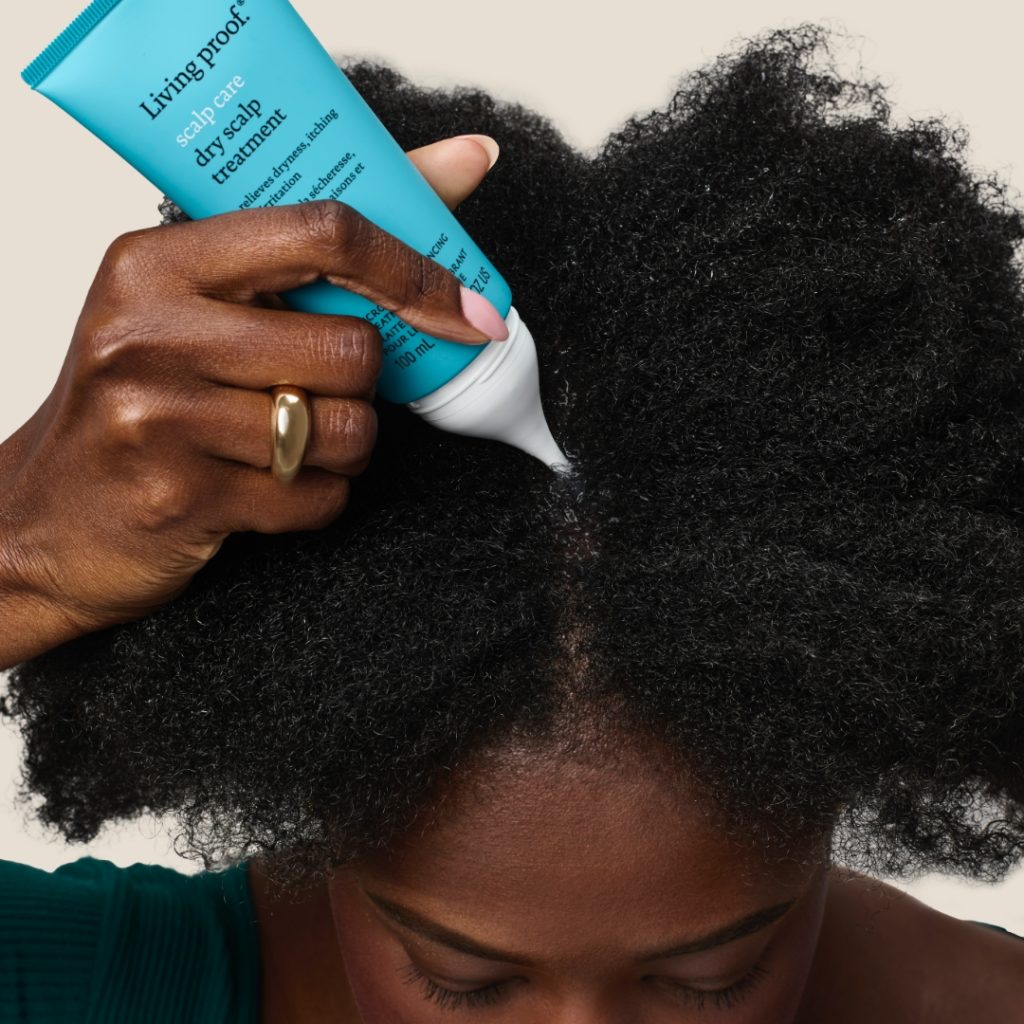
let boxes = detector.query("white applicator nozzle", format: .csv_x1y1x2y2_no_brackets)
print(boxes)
406,305,571,473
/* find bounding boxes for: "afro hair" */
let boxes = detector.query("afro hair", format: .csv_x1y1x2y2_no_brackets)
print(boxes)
5,22,1024,882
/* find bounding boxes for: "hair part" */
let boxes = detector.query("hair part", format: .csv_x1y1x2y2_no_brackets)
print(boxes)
5,22,1024,884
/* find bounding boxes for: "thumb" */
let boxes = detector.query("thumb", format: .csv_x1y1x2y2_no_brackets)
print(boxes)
405,134,500,210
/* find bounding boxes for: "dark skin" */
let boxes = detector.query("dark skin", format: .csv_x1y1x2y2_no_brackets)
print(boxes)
3,134,1023,1020
0,135,501,670
250,749,1024,1023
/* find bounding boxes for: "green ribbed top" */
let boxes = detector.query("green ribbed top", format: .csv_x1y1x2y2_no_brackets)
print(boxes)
0,856,260,1024
1,855,1021,1023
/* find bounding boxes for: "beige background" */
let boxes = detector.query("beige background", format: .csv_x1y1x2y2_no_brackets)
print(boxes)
2,0,1022,931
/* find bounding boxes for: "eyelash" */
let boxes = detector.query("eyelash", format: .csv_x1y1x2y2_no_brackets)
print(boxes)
399,962,510,1011
664,963,771,1012
400,960,770,1014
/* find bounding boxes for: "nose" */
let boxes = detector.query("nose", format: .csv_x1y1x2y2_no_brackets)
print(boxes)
535,994,630,1024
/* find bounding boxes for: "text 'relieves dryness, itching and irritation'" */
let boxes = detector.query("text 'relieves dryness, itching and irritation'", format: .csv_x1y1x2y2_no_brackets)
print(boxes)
25,0,568,467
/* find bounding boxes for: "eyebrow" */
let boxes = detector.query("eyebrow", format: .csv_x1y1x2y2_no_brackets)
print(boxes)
364,890,796,967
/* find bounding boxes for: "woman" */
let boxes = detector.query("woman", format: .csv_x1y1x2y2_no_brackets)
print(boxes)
2,23,1023,1022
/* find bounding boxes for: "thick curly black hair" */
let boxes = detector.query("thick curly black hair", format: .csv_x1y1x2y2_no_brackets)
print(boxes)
5,23,1024,883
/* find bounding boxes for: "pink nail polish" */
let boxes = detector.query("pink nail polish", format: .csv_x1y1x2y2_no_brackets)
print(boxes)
451,134,500,170
459,286,510,340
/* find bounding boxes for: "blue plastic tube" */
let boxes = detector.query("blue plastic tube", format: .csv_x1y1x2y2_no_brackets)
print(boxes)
22,0,569,468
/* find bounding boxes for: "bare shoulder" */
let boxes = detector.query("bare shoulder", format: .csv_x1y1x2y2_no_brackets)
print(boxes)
803,867,1024,1023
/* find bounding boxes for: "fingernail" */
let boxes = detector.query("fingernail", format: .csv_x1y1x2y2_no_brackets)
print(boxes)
460,286,509,340
453,134,500,170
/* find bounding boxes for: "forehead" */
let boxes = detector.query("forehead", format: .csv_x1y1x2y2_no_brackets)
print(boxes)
348,751,820,956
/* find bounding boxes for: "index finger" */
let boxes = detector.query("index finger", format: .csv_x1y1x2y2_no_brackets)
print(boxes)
135,200,509,346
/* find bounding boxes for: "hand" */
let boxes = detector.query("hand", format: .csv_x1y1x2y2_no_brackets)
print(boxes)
0,135,502,669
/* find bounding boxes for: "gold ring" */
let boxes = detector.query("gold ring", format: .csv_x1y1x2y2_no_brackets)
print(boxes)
270,385,311,483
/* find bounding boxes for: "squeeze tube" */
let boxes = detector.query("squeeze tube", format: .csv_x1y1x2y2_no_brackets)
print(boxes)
22,0,569,470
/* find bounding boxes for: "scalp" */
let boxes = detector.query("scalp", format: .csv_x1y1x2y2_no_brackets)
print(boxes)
5,23,1024,883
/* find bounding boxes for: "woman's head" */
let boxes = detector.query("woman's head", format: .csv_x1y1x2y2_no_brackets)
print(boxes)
324,731,831,1021
5,21,1024,902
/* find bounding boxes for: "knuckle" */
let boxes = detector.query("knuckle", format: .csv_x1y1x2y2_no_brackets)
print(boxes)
104,394,162,453
100,229,152,284
79,313,154,379
337,319,382,388
338,401,378,455
316,400,377,475
131,468,196,533
300,199,361,252
400,253,446,313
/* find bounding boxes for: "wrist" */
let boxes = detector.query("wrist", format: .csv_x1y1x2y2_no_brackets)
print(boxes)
0,410,101,669
0,494,85,671
0,585,84,671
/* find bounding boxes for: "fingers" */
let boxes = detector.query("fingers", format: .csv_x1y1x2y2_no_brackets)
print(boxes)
39,134,502,630
168,300,382,397
405,135,500,210
190,386,377,476
123,199,507,346
190,386,373,536
211,464,353,535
